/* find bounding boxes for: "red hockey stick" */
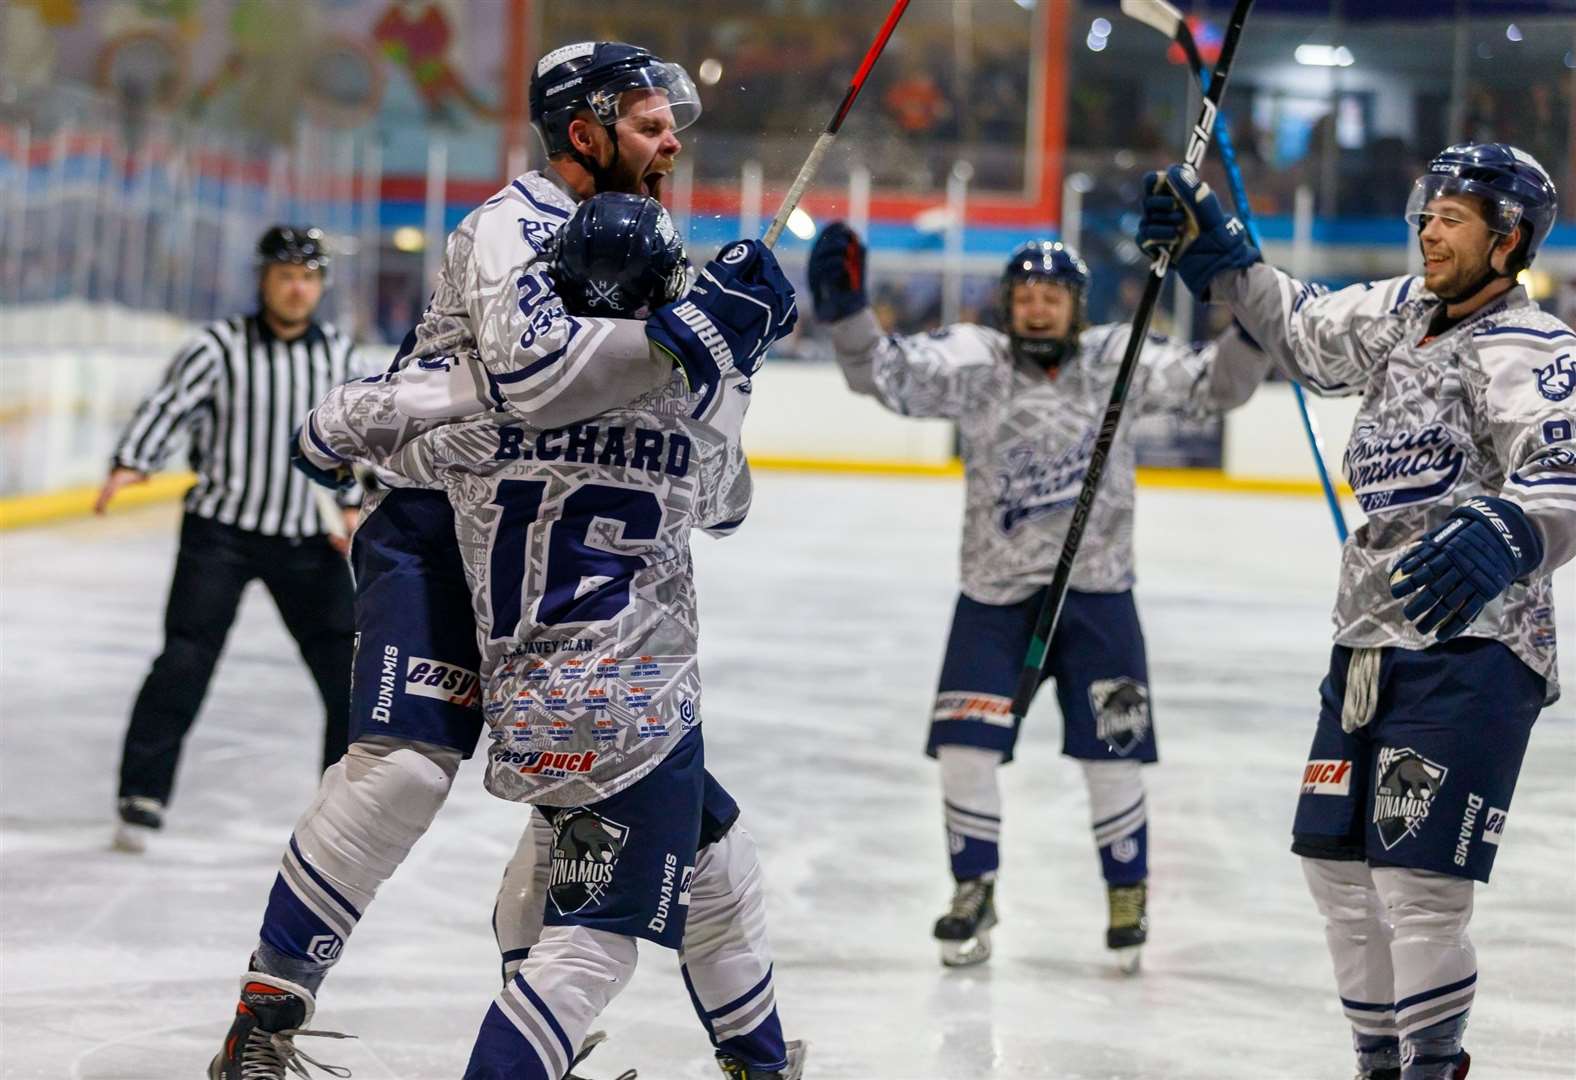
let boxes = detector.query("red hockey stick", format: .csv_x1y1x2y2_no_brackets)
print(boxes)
761,0,912,248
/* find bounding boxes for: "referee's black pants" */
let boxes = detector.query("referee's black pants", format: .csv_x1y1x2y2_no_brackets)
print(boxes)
117,513,354,807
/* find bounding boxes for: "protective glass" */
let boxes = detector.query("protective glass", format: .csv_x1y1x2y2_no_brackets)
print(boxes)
1404,174,1524,236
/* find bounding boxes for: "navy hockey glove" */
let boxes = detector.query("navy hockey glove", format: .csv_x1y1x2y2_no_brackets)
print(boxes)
1389,496,1544,641
648,239,798,393
290,425,352,490
1136,164,1261,297
807,222,868,323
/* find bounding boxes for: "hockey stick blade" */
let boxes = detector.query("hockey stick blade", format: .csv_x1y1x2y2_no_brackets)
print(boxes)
1119,0,1185,39
1010,0,1257,721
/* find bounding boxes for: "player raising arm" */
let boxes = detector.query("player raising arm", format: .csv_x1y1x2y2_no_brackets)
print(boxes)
1138,143,1574,1080
807,224,1269,971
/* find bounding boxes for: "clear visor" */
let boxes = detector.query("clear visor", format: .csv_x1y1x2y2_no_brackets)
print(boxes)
1404,174,1524,235
588,62,702,134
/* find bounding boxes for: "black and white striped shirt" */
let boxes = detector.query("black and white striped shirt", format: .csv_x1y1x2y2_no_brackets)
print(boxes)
113,314,367,538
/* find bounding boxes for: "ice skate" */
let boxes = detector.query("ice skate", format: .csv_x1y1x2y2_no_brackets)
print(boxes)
111,796,163,853
933,877,997,967
1355,1051,1469,1080
567,1029,637,1080
716,1038,807,1079
209,971,354,1079
1106,882,1147,974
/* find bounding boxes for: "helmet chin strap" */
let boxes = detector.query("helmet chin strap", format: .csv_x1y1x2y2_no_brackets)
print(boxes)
569,121,625,195
1010,333,1077,369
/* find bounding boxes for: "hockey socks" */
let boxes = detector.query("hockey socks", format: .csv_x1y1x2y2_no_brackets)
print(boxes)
1083,760,1148,886
938,746,1002,881
1303,858,1401,1072
465,926,637,1080
254,740,459,990
679,824,789,1070
1373,868,1476,1080
684,966,788,1072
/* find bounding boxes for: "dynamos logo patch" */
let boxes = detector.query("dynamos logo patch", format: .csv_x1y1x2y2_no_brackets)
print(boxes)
1373,747,1448,851
1343,423,1465,514
548,809,629,916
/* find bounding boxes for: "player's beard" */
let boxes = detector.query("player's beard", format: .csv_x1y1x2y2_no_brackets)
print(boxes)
602,139,670,201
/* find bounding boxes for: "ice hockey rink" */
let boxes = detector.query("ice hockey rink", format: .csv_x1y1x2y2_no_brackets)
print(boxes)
2,472,1573,1080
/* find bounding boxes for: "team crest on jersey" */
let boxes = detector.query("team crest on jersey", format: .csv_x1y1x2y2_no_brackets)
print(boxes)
1536,353,1574,402
995,434,1097,532
548,809,629,916
1373,747,1448,850
1343,422,1465,514
1088,677,1150,756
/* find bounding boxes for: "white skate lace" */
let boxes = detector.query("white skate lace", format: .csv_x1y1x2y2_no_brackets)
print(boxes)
1340,646,1381,733
947,880,989,920
240,1027,355,1079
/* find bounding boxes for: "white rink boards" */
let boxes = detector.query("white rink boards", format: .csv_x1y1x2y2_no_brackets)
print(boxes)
2,472,1572,1079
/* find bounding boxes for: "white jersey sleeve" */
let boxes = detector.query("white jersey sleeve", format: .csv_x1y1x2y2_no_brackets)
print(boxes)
1470,322,1576,573
412,173,672,429
827,307,1001,419
1216,263,1421,397
1087,322,1270,418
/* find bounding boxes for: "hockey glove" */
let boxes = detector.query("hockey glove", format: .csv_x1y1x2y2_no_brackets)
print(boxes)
1136,164,1261,298
290,425,353,490
648,240,798,393
807,222,868,323
1389,496,1544,641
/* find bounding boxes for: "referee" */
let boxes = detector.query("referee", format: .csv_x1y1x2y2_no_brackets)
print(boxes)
97,226,364,853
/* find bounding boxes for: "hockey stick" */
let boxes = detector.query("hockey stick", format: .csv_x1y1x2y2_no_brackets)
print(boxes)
1009,0,1257,721
760,0,911,248
1121,0,1349,541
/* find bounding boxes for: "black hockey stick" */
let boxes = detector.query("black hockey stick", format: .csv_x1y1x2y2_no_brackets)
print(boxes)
1009,0,1257,721
1123,0,1349,542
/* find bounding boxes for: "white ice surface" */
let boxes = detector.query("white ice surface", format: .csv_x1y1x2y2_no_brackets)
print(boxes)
2,473,1572,1080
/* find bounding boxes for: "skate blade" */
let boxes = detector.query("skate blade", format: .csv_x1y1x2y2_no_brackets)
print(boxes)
111,823,153,854
939,931,992,968
1113,945,1142,975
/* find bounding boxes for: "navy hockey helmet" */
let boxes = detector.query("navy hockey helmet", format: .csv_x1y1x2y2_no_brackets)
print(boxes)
1002,240,1089,368
256,225,330,278
529,42,700,158
544,193,688,319
1405,143,1558,271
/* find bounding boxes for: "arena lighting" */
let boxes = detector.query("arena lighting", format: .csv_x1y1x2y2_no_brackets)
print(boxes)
1517,268,1554,301
786,206,816,240
697,58,723,85
1294,43,1354,67
391,226,424,253
1505,23,1523,42
1087,32,1109,52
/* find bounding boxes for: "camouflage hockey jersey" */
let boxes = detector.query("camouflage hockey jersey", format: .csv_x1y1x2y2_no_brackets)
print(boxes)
829,308,1269,602
299,169,672,488
1215,264,1576,700
384,368,753,807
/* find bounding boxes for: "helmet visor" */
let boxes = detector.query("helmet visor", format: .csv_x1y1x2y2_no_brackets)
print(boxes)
588,62,702,135
1404,174,1524,236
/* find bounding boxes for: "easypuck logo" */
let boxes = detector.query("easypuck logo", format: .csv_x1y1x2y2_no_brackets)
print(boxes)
1301,759,1352,796
404,657,479,708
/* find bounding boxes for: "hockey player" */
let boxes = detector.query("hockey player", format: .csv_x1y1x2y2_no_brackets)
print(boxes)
209,43,765,1079
806,224,1269,970
1137,143,1574,1080
378,203,802,1079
